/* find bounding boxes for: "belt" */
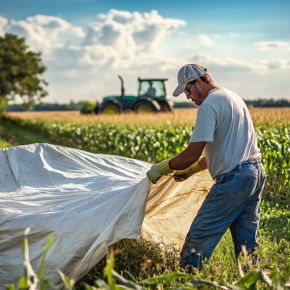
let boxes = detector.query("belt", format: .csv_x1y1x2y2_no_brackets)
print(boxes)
215,156,261,181
239,156,261,166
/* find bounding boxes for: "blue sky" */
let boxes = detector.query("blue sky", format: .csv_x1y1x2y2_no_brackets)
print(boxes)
1,0,289,102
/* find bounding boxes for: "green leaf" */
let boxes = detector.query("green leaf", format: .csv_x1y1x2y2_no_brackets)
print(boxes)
104,251,116,289
235,271,261,290
112,270,144,290
141,272,192,285
39,279,49,290
17,276,28,290
5,284,15,290
58,269,75,290
37,233,55,281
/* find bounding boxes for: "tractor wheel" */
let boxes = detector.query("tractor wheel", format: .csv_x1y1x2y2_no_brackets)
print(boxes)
133,100,159,113
102,103,121,114
158,100,173,112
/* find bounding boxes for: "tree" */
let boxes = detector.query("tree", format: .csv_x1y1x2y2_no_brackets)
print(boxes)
0,33,48,114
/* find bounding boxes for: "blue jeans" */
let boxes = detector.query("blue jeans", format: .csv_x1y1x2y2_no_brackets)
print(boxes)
180,158,266,270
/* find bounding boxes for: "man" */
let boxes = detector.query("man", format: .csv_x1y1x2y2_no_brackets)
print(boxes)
145,81,156,98
146,64,266,271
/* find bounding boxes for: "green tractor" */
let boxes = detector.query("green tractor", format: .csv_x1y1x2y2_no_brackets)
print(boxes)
94,75,173,114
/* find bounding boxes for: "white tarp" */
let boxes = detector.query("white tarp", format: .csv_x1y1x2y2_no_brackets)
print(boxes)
0,143,213,288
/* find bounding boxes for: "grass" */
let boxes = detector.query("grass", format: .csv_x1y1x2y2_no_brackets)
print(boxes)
11,231,289,290
0,138,11,148
73,200,289,289
0,132,11,148
0,119,52,145
0,123,12,148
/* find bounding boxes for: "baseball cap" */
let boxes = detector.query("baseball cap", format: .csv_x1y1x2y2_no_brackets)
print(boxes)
172,64,207,97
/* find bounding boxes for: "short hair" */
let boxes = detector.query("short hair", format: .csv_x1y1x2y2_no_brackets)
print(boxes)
200,74,210,83
187,74,211,86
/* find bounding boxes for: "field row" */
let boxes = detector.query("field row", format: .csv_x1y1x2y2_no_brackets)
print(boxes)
6,107,290,126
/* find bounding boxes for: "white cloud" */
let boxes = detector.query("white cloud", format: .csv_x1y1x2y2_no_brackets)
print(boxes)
9,15,85,56
229,32,239,37
197,34,214,47
0,16,8,36
187,32,240,51
70,9,185,70
191,53,290,74
40,10,186,101
255,41,290,51
84,9,185,56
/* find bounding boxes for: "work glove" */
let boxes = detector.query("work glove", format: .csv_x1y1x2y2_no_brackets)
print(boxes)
173,161,202,182
146,159,173,184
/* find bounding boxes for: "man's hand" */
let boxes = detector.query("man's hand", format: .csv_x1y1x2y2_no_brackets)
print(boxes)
173,161,202,182
146,159,173,184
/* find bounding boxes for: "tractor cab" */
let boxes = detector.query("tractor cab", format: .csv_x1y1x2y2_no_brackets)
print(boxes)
138,78,173,112
138,78,167,99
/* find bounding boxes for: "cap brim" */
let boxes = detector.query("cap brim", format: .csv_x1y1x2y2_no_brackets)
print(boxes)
172,82,187,97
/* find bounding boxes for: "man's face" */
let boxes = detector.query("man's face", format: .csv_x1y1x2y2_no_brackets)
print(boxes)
184,80,204,106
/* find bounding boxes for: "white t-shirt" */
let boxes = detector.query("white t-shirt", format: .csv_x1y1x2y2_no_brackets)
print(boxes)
190,87,261,179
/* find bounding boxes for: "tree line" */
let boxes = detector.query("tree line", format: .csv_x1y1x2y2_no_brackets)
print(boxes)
6,98,289,112
173,99,290,108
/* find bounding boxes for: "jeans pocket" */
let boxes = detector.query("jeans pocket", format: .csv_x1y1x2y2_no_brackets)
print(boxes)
238,163,259,178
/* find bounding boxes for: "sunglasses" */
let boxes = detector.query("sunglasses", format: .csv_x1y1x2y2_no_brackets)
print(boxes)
184,80,197,95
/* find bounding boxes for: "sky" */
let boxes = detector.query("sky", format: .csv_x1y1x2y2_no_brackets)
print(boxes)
1,0,290,103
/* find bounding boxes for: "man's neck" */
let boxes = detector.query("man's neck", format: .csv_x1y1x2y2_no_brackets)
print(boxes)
205,83,219,96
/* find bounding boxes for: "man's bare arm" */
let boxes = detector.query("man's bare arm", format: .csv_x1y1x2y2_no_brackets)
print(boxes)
198,156,208,170
169,141,206,170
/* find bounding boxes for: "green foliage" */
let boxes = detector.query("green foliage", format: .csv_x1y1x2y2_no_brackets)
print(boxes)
6,234,289,289
0,121,12,147
0,138,11,148
5,284,15,290
259,201,290,241
77,249,290,290
7,101,93,112
174,99,290,109
76,238,180,288
2,117,190,162
0,118,52,145
0,97,8,116
256,126,290,204
245,98,290,108
81,100,98,114
6,228,54,290
58,270,75,290
0,33,47,110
